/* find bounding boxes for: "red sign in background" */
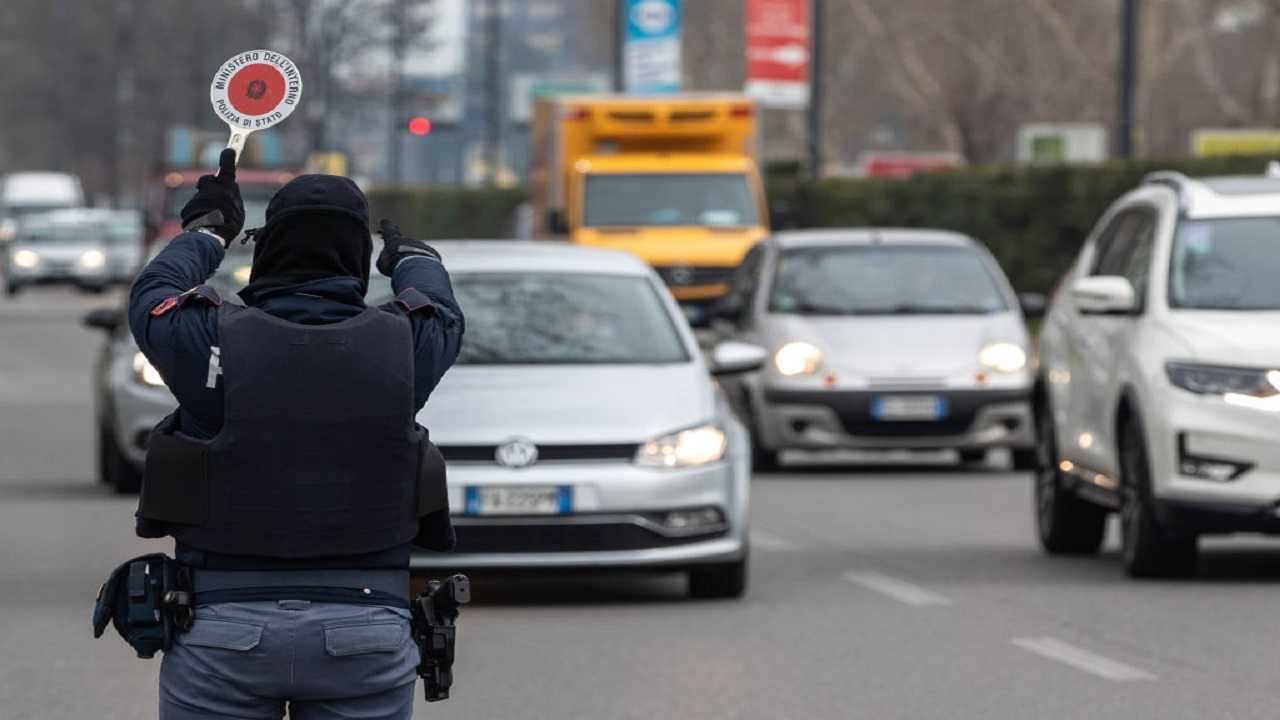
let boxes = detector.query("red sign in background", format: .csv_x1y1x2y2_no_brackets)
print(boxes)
745,0,810,92
227,63,287,116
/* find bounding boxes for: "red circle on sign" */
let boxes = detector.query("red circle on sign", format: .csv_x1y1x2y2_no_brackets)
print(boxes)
408,117,432,136
227,64,287,116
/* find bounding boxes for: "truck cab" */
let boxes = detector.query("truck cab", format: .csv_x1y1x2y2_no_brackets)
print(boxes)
532,95,769,322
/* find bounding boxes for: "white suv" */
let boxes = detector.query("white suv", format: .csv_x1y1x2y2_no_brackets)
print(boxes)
1035,168,1280,577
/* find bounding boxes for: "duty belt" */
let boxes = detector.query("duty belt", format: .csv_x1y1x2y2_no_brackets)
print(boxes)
193,568,411,606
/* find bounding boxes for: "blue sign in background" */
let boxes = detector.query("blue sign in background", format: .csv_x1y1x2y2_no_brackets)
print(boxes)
623,0,682,94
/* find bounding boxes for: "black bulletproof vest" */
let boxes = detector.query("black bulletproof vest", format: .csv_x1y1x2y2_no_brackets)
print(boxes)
139,303,446,558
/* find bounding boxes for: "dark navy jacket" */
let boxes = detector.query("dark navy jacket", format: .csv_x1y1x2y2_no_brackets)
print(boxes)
128,231,463,573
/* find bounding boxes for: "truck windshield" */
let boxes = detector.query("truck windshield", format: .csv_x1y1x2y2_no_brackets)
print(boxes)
1170,217,1280,310
770,244,1009,315
583,174,756,228
452,273,689,365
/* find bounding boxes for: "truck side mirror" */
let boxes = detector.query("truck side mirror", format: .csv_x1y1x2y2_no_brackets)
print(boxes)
548,209,569,235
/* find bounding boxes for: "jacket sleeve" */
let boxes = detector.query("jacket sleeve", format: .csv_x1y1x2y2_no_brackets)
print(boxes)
391,256,465,411
127,232,226,436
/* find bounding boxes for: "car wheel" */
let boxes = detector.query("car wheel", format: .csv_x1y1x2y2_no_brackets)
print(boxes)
1119,413,1196,578
1034,401,1106,554
1011,448,1038,471
101,425,143,494
958,449,987,466
688,554,748,599
5,281,21,297
743,396,781,472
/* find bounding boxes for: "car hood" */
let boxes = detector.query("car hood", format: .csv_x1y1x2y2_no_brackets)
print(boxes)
763,312,1027,378
418,363,717,445
1163,311,1280,365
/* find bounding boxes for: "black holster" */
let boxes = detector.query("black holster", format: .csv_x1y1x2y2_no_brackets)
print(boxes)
92,554,194,658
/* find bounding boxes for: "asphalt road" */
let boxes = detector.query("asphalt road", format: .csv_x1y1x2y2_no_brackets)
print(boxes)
5,287,1280,719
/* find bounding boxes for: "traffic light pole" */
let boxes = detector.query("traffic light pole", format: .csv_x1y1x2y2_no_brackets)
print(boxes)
1118,0,1138,158
807,0,824,179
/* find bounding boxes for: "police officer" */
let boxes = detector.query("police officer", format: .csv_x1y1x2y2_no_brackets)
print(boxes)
128,149,463,719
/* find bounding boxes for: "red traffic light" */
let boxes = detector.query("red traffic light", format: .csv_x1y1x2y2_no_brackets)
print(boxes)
407,117,432,136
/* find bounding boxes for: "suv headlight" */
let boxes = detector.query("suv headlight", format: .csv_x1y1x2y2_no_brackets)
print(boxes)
636,423,727,468
79,249,106,268
1166,362,1279,397
775,341,822,376
132,351,166,387
979,342,1027,373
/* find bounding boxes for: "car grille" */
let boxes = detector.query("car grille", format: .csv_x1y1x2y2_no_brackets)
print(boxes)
764,389,1026,438
452,518,726,553
654,265,734,288
437,443,638,463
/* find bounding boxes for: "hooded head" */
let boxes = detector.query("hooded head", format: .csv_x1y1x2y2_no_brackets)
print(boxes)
239,174,372,303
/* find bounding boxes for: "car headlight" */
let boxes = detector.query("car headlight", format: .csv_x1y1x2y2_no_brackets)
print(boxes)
775,341,822,376
12,249,39,268
132,351,166,387
79,249,106,268
978,342,1027,373
1167,362,1280,401
636,423,727,468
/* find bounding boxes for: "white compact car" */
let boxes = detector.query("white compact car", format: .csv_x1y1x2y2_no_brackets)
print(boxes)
1036,169,1280,577
712,229,1041,470
6,208,143,295
414,242,761,598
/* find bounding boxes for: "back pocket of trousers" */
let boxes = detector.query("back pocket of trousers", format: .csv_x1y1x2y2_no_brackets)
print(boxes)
181,619,264,651
323,621,408,657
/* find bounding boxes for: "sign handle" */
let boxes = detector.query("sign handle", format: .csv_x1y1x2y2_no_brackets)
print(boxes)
226,130,248,161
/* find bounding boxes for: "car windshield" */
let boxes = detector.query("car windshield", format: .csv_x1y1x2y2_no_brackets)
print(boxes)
583,173,756,228
1170,217,1280,310
770,244,1009,315
453,272,689,365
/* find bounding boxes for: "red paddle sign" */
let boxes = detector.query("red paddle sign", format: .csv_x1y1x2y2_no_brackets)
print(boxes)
209,49,303,162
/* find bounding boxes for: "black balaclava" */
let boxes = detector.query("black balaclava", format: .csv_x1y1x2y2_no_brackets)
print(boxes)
239,174,372,303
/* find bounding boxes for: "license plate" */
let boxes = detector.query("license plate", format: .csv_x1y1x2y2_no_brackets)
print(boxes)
871,395,947,421
464,486,571,516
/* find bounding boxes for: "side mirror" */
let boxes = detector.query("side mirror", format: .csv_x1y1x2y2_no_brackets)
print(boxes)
83,307,122,332
1071,276,1136,315
1018,292,1047,318
547,209,569,235
709,341,768,376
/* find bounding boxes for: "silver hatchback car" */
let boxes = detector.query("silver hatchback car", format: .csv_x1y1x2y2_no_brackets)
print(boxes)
712,229,1041,470
413,242,759,598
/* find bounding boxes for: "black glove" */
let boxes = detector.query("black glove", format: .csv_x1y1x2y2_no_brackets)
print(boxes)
377,219,441,277
180,148,245,246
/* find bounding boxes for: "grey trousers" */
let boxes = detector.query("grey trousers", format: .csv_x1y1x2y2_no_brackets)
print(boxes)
159,600,419,719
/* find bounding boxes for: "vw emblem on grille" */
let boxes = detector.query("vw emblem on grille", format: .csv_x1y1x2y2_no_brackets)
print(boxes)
668,266,695,286
495,437,539,468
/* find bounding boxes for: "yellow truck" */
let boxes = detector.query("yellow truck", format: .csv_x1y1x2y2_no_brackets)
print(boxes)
530,94,769,319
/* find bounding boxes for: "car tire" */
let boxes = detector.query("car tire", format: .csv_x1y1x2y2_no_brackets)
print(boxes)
958,449,987,466
1119,413,1197,578
5,281,21,297
100,424,143,494
1034,401,1106,555
1011,448,1038,471
752,442,780,473
688,554,748,599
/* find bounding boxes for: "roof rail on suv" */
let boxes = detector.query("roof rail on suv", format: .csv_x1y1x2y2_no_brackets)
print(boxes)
1141,171,1206,211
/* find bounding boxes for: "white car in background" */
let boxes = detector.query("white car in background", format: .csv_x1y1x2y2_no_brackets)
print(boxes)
0,171,84,244
1036,169,1280,577
712,229,1041,470
5,208,143,295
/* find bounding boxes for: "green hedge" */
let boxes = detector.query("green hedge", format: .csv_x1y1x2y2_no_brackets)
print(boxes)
771,155,1278,293
368,155,1277,293
365,185,527,241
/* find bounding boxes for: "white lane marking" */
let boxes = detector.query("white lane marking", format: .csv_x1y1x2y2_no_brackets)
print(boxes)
844,571,952,607
1012,637,1157,682
750,530,799,552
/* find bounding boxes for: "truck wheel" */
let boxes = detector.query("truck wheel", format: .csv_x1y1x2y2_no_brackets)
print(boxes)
688,554,748,599
1035,402,1106,554
1119,414,1197,578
